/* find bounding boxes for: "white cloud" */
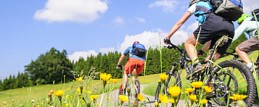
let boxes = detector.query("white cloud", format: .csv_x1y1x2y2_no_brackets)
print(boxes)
112,16,125,25
242,0,259,13
99,48,115,53
135,17,146,23
118,30,189,52
68,50,98,62
149,0,178,12
68,21,196,62
68,47,115,62
34,0,108,23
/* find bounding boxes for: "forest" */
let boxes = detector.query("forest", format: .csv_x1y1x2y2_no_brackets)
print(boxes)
0,35,245,91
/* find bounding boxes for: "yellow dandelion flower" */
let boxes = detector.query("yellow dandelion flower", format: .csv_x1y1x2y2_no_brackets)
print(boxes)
137,93,145,101
203,86,212,93
191,81,203,88
54,90,64,97
110,79,119,83
66,95,69,99
154,101,159,107
168,98,175,103
200,99,208,105
87,90,92,94
189,94,197,102
65,103,69,106
76,77,83,82
100,73,112,81
185,88,194,94
168,86,181,97
159,94,168,103
119,95,128,103
90,95,99,102
159,73,168,81
230,94,247,101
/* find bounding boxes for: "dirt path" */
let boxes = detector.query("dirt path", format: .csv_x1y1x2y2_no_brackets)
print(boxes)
96,84,186,107
97,84,259,107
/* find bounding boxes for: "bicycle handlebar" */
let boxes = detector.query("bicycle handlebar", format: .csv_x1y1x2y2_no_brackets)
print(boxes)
165,43,183,52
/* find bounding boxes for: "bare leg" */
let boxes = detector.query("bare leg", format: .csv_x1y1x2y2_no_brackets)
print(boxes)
185,34,199,62
122,71,128,89
235,47,252,64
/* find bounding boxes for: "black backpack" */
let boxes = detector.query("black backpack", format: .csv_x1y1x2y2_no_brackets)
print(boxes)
209,0,243,21
251,8,259,21
131,43,146,57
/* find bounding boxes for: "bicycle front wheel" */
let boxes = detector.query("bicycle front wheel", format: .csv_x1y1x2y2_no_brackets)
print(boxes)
210,60,256,106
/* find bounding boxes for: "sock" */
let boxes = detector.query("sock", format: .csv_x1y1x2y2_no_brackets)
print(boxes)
246,63,253,69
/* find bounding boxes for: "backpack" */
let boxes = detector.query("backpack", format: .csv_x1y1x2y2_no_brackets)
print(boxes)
131,43,146,57
251,8,259,21
210,0,243,21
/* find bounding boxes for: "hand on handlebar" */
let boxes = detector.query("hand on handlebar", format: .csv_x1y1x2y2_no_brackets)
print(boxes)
164,38,172,45
116,64,122,70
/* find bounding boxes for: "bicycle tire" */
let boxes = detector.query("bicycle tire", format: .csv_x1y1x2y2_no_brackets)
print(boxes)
210,60,256,106
154,70,182,104
134,80,140,96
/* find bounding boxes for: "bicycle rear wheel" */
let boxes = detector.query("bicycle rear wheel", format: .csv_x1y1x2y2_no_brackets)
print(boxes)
154,70,181,104
210,60,256,106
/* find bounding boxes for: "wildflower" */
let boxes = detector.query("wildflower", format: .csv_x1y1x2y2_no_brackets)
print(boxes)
168,98,175,103
137,93,145,101
100,73,112,88
119,95,128,104
230,94,247,101
168,86,181,97
54,90,64,104
54,90,64,97
159,94,168,103
65,103,69,106
90,95,99,103
87,90,92,94
110,79,119,83
191,81,203,88
76,77,83,82
100,73,112,81
200,99,208,105
185,88,194,94
48,90,54,104
154,101,159,107
203,86,212,93
189,94,197,102
159,73,168,81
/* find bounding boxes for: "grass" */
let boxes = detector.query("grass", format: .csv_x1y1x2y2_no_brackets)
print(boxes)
0,51,258,106
0,74,159,106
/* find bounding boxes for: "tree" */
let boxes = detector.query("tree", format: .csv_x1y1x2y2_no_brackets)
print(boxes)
25,47,73,84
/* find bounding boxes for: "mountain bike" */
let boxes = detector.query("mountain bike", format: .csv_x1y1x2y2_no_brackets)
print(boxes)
118,66,141,106
154,36,256,106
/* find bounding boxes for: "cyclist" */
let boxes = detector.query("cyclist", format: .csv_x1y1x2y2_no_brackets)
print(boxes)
164,0,234,72
116,41,146,95
234,13,259,71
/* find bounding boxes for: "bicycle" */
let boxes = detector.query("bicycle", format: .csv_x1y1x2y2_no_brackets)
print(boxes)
154,36,256,106
118,66,141,107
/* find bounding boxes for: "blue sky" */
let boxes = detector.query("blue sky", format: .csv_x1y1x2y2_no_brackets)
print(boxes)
1,0,258,79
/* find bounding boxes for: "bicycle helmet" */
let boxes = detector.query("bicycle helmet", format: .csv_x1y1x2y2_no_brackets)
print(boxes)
133,41,140,44
237,14,250,24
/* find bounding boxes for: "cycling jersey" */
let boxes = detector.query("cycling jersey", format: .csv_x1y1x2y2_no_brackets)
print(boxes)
232,17,259,41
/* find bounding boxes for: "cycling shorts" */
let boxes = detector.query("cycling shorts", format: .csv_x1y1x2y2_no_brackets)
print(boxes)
237,37,259,53
124,58,145,75
193,13,234,55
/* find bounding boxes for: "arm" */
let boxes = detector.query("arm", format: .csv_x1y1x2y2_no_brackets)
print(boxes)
117,54,126,66
165,11,192,39
232,21,249,42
